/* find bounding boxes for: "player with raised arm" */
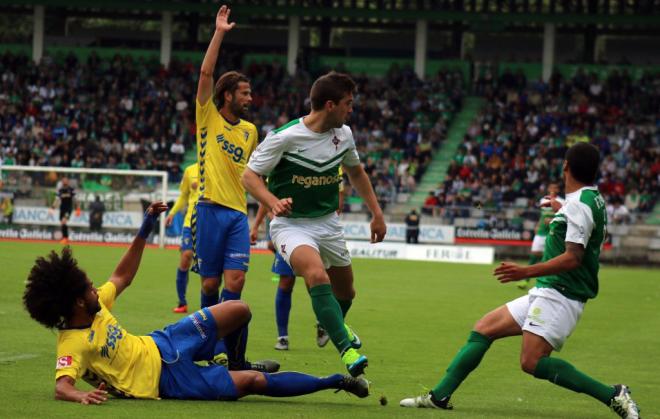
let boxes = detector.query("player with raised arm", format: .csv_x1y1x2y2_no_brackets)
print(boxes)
165,163,200,313
399,143,640,418
193,5,258,311
242,72,387,377
23,202,370,405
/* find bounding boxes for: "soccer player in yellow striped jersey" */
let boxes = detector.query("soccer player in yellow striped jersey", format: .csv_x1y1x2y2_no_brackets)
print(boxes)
194,5,258,311
23,200,372,404
165,163,200,313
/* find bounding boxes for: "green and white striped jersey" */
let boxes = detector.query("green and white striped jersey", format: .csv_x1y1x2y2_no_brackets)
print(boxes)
247,118,360,218
536,186,607,302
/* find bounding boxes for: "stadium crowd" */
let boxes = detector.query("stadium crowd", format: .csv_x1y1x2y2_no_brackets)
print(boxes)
426,69,659,221
0,51,463,200
1,50,657,220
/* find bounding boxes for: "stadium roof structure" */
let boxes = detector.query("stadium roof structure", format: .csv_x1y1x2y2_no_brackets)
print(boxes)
3,0,660,28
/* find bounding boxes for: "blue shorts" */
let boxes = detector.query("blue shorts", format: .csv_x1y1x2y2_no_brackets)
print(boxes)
271,252,294,276
192,202,250,277
150,308,238,400
180,227,193,252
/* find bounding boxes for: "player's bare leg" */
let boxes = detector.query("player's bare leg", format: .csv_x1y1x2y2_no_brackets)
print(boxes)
222,269,246,300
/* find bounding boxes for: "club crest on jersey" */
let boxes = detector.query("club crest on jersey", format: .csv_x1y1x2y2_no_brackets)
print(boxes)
332,136,341,150
56,356,72,369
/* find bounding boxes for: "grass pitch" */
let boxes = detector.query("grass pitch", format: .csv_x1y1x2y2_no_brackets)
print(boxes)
0,241,658,419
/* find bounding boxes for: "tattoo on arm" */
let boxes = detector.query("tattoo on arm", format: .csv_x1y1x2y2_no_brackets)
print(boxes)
566,242,585,265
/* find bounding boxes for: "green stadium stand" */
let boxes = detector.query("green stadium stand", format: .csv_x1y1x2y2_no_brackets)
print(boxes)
407,96,484,209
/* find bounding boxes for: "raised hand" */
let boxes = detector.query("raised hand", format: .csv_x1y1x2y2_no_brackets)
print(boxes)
146,201,168,217
216,5,236,33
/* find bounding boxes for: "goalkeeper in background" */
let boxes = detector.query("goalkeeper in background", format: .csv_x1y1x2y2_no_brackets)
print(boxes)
166,163,200,313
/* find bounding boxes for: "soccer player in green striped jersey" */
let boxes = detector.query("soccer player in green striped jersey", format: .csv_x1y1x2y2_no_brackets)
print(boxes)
400,143,640,418
242,72,386,377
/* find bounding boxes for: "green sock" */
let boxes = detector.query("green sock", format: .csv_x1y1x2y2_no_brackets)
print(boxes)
431,331,492,399
337,298,352,318
309,284,351,353
534,357,615,405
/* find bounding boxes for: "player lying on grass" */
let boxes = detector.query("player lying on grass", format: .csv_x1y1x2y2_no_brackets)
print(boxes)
23,201,369,404
400,143,640,419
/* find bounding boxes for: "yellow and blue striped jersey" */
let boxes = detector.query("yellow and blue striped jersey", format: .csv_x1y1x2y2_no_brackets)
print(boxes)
170,163,200,228
55,282,161,399
196,98,258,214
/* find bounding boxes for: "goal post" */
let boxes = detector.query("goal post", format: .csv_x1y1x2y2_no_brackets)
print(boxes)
0,165,169,248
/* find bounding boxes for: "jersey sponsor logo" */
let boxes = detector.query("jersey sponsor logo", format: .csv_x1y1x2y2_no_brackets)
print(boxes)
291,174,342,189
229,252,250,259
190,314,208,340
56,356,72,369
197,309,208,321
216,134,246,163
100,324,124,359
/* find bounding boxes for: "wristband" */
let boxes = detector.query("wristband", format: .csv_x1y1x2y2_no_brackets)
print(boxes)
137,209,159,239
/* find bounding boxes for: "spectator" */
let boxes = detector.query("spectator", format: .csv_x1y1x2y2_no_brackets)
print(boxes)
607,197,630,225
89,195,106,232
422,191,439,216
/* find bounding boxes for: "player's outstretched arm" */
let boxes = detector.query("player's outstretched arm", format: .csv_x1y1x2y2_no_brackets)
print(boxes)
494,242,585,283
166,178,189,226
55,376,108,405
242,168,292,216
197,5,235,104
109,201,167,296
343,164,386,242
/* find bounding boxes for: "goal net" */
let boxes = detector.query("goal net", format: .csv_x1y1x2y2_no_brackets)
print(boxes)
0,165,169,248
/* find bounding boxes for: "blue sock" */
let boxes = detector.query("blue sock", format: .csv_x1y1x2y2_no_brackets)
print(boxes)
275,288,292,337
175,268,188,306
201,291,218,308
261,372,344,397
220,288,241,303
225,323,249,370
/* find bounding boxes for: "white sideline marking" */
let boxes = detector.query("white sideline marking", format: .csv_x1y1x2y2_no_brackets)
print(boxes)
0,353,39,363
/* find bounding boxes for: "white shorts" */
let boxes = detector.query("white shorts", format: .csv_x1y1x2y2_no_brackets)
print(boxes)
506,287,584,351
269,212,351,271
531,234,546,253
